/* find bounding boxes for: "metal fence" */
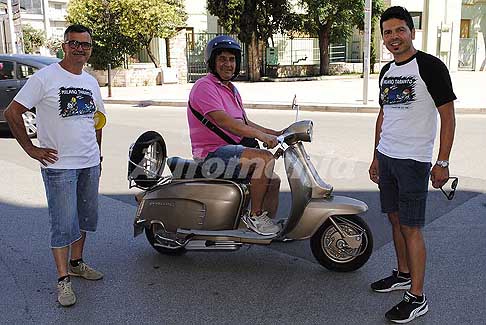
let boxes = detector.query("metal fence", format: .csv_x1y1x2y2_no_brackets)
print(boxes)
266,34,354,67
186,32,248,82
185,33,362,82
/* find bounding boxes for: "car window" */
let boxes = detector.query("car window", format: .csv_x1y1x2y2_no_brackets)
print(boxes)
0,61,15,80
17,64,38,80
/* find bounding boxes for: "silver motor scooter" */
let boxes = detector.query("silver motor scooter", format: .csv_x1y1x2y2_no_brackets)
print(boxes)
128,120,373,272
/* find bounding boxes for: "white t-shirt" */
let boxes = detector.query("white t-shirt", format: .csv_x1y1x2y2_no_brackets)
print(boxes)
377,51,456,162
14,63,106,169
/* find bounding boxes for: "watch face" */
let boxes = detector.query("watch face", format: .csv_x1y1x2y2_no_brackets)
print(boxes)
437,161,449,167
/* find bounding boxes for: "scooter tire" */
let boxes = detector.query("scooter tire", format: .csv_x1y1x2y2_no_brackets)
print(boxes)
145,227,186,256
310,214,373,272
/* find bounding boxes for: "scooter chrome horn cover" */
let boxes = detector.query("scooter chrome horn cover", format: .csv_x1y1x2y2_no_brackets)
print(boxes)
128,131,167,189
280,120,313,145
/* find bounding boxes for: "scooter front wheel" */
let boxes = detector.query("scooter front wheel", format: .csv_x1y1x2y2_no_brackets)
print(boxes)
145,226,186,256
310,214,373,272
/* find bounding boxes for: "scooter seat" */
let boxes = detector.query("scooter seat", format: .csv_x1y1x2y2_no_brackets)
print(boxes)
167,157,205,179
167,157,249,182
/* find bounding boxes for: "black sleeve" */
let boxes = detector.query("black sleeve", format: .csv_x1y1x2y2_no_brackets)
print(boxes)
416,52,457,107
378,62,392,107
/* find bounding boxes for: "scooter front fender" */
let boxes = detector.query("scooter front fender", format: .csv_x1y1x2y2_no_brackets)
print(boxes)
285,195,368,240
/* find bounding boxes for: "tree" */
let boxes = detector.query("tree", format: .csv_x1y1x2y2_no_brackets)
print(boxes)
46,37,63,57
115,0,187,67
22,24,46,54
208,0,290,81
297,0,367,75
67,0,138,70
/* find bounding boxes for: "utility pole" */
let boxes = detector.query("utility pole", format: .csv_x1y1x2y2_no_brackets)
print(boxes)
6,0,16,53
363,0,372,105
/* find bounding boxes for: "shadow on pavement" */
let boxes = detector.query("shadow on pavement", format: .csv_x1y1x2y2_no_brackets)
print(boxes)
103,188,478,252
0,189,484,324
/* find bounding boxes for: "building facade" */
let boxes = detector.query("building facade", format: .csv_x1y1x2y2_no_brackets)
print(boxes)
0,0,68,54
1,0,484,75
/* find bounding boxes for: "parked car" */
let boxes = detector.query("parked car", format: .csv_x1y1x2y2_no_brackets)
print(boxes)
0,54,60,137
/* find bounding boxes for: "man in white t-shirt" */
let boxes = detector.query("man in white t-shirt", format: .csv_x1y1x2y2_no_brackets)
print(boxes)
368,7,456,323
4,24,106,307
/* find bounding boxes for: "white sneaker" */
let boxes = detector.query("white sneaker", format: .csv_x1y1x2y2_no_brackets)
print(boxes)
57,277,76,307
242,211,280,236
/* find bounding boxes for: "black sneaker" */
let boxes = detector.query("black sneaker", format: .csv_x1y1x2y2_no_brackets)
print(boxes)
371,269,411,292
385,291,429,323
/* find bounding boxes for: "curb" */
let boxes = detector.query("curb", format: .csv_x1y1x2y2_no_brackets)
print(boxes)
103,98,486,114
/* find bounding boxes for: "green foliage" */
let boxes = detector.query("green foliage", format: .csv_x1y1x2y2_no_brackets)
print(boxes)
45,37,63,57
116,0,186,41
289,0,382,74
67,0,187,69
208,0,291,80
115,0,187,67
67,0,138,69
298,0,365,42
22,24,46,54
46,37,62,53
208,0,290,45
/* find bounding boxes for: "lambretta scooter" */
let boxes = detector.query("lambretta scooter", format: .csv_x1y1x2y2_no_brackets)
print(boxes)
128,106,373,272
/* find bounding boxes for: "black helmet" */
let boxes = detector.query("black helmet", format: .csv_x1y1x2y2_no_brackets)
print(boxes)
205,35,241,81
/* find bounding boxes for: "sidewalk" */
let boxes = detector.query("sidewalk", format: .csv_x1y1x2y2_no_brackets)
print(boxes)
101,71,486,113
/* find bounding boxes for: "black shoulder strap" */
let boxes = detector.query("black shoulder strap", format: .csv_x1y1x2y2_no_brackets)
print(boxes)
188,101,238,145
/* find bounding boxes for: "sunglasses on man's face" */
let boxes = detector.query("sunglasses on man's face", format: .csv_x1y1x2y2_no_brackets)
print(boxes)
64,40,92,50
440,177,458,200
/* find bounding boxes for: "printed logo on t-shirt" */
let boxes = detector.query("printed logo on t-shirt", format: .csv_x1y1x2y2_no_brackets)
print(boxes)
58,87,96,117
381,76,416,107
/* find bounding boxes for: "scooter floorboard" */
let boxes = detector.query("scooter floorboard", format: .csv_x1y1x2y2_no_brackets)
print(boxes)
177,228,278,244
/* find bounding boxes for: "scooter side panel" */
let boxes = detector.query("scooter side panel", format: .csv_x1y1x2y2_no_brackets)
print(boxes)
138,179,247,232
285,196,368,239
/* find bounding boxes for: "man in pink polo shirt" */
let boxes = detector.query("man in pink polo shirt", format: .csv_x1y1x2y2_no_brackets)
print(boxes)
187,35,282,236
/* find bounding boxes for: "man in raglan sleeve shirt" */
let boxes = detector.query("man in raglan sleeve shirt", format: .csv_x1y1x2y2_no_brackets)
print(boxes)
368,6,456,324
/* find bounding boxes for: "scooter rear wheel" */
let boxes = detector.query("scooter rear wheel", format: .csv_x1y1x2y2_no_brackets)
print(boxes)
310,214,373,272
145,226,186,256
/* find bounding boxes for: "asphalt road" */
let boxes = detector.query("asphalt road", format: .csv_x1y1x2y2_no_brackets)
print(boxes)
1,105,485,324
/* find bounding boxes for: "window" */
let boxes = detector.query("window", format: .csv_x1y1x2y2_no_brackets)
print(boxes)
20,0,43,15
17,64,38,79
0,61,15,80
460,19,471,38
410,12,422,30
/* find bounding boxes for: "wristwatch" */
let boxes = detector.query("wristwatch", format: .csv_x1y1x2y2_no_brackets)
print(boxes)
436,160,449,168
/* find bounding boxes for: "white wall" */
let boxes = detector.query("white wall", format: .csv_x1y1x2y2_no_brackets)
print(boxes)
389,0,462,71
424,0,461,71
391,0,423,12
184,0,218,33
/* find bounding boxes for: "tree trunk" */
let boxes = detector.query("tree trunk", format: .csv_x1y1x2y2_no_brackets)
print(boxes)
248,32,261,81
318,24,331,75
145,38,160,68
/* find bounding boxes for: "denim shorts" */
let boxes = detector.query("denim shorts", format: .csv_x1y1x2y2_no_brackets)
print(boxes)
377,151,431,227
203,145,248,180
41,165,100,248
